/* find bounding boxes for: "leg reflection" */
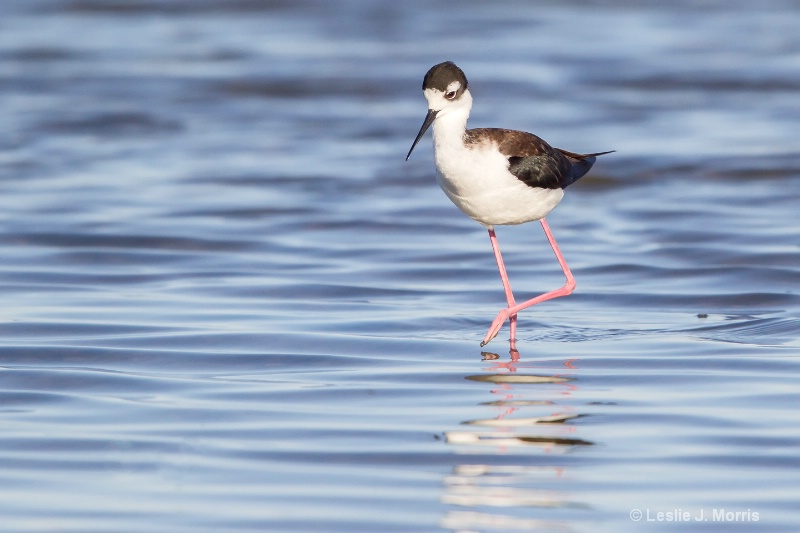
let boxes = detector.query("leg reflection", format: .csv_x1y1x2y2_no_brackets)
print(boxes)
441,346,592,531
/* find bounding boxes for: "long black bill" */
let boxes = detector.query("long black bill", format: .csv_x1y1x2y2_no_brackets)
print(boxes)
405,108,438,161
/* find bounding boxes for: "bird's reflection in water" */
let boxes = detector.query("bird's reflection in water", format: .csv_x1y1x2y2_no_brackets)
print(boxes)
441,344,592,532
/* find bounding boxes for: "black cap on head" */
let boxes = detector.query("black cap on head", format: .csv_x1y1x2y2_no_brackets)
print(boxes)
422,61,468,96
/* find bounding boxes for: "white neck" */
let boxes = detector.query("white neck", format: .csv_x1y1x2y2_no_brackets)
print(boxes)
431,89,472,153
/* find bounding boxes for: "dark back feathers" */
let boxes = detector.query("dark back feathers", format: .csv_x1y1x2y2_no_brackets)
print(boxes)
465,127,613,190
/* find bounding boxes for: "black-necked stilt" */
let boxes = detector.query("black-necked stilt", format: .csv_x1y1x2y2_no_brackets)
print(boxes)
405,61,613,347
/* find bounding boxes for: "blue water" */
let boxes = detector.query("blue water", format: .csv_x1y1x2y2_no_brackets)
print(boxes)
1,1,799,531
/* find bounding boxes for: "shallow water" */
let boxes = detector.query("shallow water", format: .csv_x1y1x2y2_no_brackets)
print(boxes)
1,1,799,531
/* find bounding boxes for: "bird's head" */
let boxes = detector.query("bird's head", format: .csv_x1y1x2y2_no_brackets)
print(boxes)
406,61,472,160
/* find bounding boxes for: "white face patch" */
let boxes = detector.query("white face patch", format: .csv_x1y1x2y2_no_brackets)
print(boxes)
423,87,445,108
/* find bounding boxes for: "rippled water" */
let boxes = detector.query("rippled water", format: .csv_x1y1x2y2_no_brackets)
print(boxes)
1,1,799,531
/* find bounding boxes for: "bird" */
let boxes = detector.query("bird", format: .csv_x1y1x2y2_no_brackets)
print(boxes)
405,61,613,347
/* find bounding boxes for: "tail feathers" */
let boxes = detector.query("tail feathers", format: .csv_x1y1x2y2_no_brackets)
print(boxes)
557,148,615,187
558,148,616,160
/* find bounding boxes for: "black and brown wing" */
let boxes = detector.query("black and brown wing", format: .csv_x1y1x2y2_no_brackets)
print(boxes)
466,128,613,190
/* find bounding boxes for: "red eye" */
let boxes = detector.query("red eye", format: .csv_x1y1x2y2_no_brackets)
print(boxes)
445,91,457,100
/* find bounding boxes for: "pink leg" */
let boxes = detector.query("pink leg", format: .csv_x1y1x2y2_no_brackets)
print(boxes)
487,228,518,345
481,218,576,346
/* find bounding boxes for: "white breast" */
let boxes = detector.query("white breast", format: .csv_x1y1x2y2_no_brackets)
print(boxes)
432,122,564,227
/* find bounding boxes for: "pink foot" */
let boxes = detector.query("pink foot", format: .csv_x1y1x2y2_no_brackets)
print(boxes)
481,308,513,347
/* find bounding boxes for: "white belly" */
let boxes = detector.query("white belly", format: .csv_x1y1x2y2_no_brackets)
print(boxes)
434,144,564,227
